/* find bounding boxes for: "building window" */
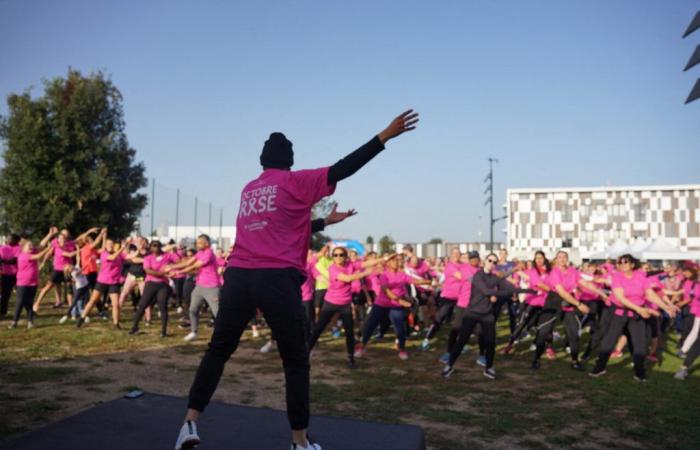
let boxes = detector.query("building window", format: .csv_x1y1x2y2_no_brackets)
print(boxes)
562,206,573,222
633,203,645,222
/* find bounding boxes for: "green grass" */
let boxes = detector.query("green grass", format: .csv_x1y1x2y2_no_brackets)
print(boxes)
0,292,699,449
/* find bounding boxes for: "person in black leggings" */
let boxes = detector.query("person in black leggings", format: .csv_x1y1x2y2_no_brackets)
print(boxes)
442,253,535,380
129,241,177,337
308,247,383,368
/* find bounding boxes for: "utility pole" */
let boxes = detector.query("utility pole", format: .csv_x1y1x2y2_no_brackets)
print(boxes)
483,158,506,252
150,178,155,237
175,188,180,242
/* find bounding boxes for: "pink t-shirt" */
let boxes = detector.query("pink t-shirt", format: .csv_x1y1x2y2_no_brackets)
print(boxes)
97,251,125,285
610,270,651,317
301,259,315,301
229,167,336,272
367,271,382,297
144,253,177,283
525,267,550,307
577,273,601,302
350,260,364,294
51,239,76,271
16,251,40,286
548,266,581,312
1,244,21,276
409,260,431,293
688,282,700,317
441,261,463,300
195,248,220,288
456,264,480,308
374,269,412,308
324,263,355,305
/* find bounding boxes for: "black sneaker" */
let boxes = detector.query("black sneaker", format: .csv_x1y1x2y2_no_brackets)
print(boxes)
442,365,455,378
571,361,584,371
128,327,139,335
531,360,540,371
113,323,122,330
76,317,85,328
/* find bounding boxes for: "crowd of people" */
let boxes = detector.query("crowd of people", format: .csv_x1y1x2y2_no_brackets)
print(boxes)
2,232,698,384
2,109,699,450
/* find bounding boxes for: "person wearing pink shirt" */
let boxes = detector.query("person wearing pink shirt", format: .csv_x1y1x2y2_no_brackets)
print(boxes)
503,251,551,355
0,233,21,317
174,110,419,450
590,255,677,380
406,254,435,332
8,228,55,329
33,228,78,311
167,235,221,342
441,251,481,364
77,229,130,328
421,248,463,351
307,247,383,368
128,240,178,337
675,266,700,380
348,249,371,333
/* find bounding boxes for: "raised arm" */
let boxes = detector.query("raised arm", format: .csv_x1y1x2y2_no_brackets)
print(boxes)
30,245,54,261
76,227,100,243
39,227,58,249
327,110,419,184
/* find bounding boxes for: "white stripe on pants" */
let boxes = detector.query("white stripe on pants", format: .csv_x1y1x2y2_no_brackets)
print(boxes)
681,316,700,354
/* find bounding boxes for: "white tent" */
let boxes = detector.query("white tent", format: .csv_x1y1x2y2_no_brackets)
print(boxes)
640,238,700,261
628,238,651,259
587,239,630,260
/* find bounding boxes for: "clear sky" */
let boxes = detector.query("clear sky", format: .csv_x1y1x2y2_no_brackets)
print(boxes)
1,0,698,243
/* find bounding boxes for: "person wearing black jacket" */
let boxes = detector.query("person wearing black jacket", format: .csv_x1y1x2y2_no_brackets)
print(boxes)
442,253,535,380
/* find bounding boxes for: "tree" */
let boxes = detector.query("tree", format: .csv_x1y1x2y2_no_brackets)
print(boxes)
366,235,374,245
0,69,147,239
428,237,443,244
378,235,396,254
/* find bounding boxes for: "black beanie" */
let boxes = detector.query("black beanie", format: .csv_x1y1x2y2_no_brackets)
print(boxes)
260,132,294,169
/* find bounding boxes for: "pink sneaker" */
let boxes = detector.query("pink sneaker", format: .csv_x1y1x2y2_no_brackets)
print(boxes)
353,344,365,358
545,348,556,360
398,351,409,360
611,350,623,359
647,354,658,363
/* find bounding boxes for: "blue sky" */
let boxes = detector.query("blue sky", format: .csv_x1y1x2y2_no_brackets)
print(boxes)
1,0,698,242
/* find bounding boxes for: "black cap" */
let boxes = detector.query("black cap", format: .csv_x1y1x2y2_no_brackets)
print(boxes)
260,132,294,169
468,250,480,259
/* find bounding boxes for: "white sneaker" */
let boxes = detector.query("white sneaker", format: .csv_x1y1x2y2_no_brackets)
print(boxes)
183,332,198,342
252,328,260,338
291,436,321,450
27,321,34,329
84,316,91,324
59,315,69,324
177,306,183,314
174,420,200,450
260,341,274,353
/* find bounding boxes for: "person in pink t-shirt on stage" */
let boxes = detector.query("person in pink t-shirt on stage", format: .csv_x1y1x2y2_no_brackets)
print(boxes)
174,110,419,450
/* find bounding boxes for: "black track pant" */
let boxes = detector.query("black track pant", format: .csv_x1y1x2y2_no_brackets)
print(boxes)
446,306,486,355
308,302,355,357
425,298,457,340
448,310,495,369
13,285,36,322
584,302,613,358
1,274,17,316
562,309,584,361
188,267,310,431
493,296,517,334
173,277,186,307
533,308,559,362
509,304,541,344
593,314,648,379
302,300,314,339
132,282,171,335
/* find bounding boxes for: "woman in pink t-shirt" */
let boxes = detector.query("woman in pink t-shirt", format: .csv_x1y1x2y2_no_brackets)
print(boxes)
8,228,55,329
590,254,677,380
503,250,551,354
307,247,384,367
421,248,464,350
1,233,22,317
675,266,700,380
355,254,432,360
78,229,131,328
129,240,178,337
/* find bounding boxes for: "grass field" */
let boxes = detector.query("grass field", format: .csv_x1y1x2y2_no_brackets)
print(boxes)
0,297,699,450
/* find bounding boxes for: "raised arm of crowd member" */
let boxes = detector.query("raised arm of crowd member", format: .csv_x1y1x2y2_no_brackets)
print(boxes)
645,288,679,318
612,287,656,319
310,203,358,234
577,278,608,303
90,227,106,249
472,273,532,302
335,255,385,283
30,228,58,261
75,227,101,244
326,110,419,185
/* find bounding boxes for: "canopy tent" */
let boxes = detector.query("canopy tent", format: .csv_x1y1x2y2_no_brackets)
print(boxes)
639,238,700,261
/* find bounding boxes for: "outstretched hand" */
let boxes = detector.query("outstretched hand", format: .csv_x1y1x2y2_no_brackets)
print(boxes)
378,109,419,144
324,203,357,226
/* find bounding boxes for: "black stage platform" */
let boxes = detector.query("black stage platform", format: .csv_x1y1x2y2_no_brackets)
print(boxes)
1,392,426,450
